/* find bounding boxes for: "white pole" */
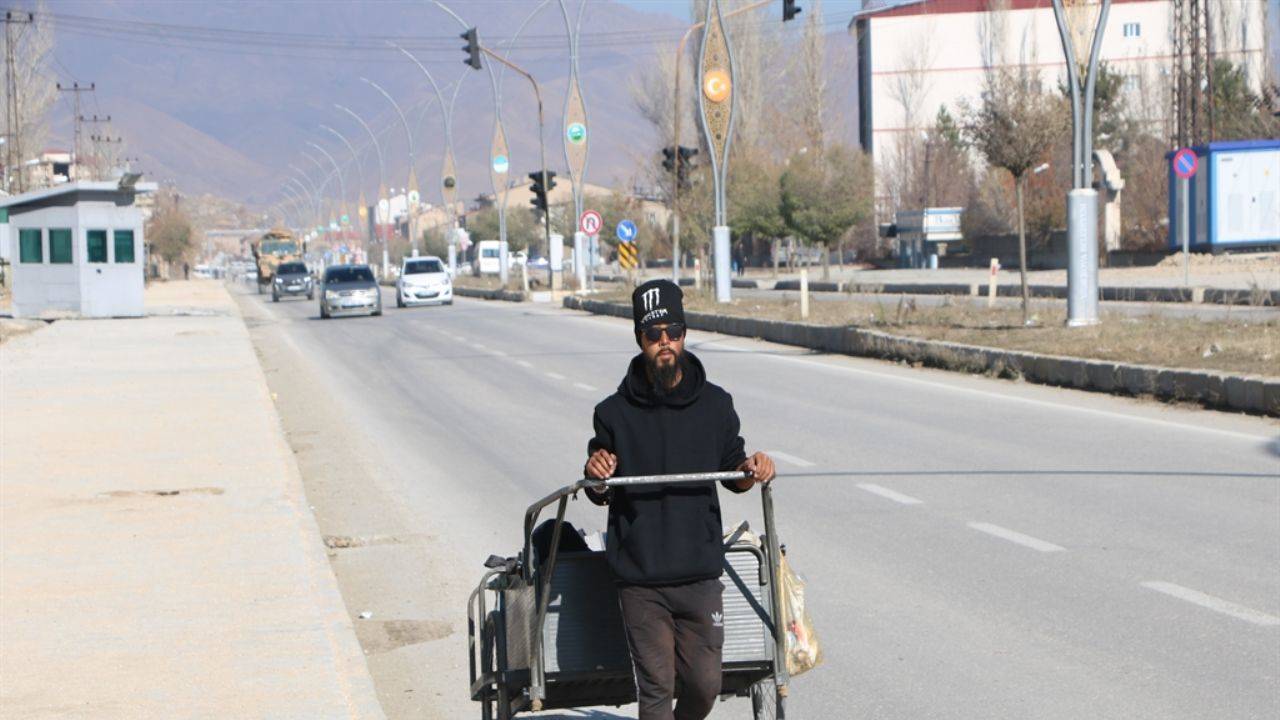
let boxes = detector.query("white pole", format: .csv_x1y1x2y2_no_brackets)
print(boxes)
800,268,810,320
713,226,732,303
1179,175,1190,287
987,257,1000,308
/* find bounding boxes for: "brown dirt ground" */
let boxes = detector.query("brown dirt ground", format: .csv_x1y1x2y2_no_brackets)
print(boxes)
598,289,1279,377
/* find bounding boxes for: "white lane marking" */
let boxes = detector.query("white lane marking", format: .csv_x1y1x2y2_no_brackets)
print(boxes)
471,343,488,351
766,450,815,468
967,522,1065,552
491,350,508,357
516,360,533,369
856,483,923,505
573,382,598,392
1141,582,1280,627
546,372,566,381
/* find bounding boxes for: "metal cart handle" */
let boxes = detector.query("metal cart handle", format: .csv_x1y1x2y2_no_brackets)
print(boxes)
521,471,755,579
520,470,789,709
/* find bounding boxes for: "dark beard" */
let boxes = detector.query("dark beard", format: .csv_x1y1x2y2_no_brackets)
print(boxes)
645,349,682,397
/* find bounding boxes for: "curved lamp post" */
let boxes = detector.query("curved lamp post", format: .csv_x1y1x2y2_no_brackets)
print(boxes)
335,103,389,275
361,77,418,257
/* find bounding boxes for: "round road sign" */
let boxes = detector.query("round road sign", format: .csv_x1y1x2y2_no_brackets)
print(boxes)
1172,148,1198,180
566,122,586,144
616,219,638,242
442,176,456,189
492,154,509,174
580,209,602,235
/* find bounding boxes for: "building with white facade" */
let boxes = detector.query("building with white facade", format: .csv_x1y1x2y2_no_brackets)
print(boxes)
1,180,156,318
849,0,1272,190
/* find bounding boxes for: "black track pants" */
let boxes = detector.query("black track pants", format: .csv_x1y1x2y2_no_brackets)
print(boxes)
617,578,724,720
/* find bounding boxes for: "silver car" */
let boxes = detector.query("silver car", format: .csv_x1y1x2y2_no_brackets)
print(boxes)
319,264,382,319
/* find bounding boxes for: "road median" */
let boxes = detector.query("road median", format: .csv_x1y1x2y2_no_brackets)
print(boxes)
563,295,1279,417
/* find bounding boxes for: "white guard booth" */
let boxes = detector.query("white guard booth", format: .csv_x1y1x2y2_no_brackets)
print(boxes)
1,179,156,318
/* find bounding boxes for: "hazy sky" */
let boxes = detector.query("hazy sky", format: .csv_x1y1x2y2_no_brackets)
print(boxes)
617,0,865,23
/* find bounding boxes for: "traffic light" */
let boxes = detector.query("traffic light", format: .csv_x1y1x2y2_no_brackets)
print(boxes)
461,27,481,70
662,146,699,189
662,147,677,174
528,170,557,213
783,0,801,22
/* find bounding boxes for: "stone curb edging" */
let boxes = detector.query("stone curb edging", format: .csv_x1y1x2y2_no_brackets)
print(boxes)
453,286,528,302
563,296,1279,417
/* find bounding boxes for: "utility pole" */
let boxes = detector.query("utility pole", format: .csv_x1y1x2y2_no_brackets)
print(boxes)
56,81,95,181
88,134,122,180
1172,0,1215,148
4,10,34,192
83,114,113,179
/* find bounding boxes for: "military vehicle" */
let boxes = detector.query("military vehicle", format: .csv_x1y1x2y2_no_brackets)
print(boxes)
249,229,302,294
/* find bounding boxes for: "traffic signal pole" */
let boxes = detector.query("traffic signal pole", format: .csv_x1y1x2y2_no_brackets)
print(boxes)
480,47,553,291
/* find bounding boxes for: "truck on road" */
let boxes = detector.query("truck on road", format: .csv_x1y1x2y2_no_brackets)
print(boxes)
250,229,302,294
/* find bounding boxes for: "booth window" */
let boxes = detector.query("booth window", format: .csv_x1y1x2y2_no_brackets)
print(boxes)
49,228,74,264
114,229,135,263
19,228,42,263
87,230,109,263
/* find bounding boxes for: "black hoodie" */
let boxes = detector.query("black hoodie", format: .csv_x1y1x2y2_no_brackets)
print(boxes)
587,350,748,586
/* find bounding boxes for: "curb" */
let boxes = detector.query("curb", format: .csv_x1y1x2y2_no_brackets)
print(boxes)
454,286,527,302
562,296,1279,417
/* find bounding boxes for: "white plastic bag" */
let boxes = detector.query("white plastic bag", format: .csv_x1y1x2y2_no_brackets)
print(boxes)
778,551,822,676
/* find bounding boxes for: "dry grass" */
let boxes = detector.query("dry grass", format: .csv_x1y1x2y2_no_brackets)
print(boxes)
597,289,1279,377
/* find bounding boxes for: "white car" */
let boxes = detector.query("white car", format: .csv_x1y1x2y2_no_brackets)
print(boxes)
396,256,453,307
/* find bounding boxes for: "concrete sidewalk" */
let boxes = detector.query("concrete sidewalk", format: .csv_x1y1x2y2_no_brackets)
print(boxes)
1,281,385,719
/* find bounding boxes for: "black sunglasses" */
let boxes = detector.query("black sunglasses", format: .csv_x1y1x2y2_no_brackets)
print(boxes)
642,323,686,342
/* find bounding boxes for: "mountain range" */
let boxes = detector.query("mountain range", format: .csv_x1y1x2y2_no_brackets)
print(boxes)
43,0,859,211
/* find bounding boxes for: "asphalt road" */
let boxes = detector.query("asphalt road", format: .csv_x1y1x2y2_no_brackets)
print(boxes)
237,283,1279,720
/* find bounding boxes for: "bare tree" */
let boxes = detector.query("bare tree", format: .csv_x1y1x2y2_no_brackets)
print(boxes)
963,68,1066,325
799,0,826,153
2,3,56,192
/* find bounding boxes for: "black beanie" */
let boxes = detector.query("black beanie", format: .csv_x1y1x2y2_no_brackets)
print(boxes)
632,279,685,332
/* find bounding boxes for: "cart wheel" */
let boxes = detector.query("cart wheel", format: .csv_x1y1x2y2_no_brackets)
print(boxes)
750,677,786,720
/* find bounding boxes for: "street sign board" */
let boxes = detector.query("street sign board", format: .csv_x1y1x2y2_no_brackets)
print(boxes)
616,219,637,242
492,154,509,174
566,122,586,144
1173,148,1198,179
579,209,602,236
618,241,638,269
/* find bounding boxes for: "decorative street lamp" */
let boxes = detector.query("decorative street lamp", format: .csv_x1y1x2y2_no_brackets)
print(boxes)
697,0,737,303
1051,0,1111,327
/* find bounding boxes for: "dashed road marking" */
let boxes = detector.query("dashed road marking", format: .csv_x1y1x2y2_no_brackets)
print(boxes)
573,382,598,392
766,450,815,468
471,343,488,351
491,350,507,357
1141,582,1280,627
546,372,566,381
967,522,1065,552
856,483,923,505
516,360,533,368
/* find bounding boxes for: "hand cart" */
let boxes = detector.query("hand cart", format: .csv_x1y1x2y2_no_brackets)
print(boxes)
467,471,790,719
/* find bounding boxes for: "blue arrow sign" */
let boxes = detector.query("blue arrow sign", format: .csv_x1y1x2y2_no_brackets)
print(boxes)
616,219,638,242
